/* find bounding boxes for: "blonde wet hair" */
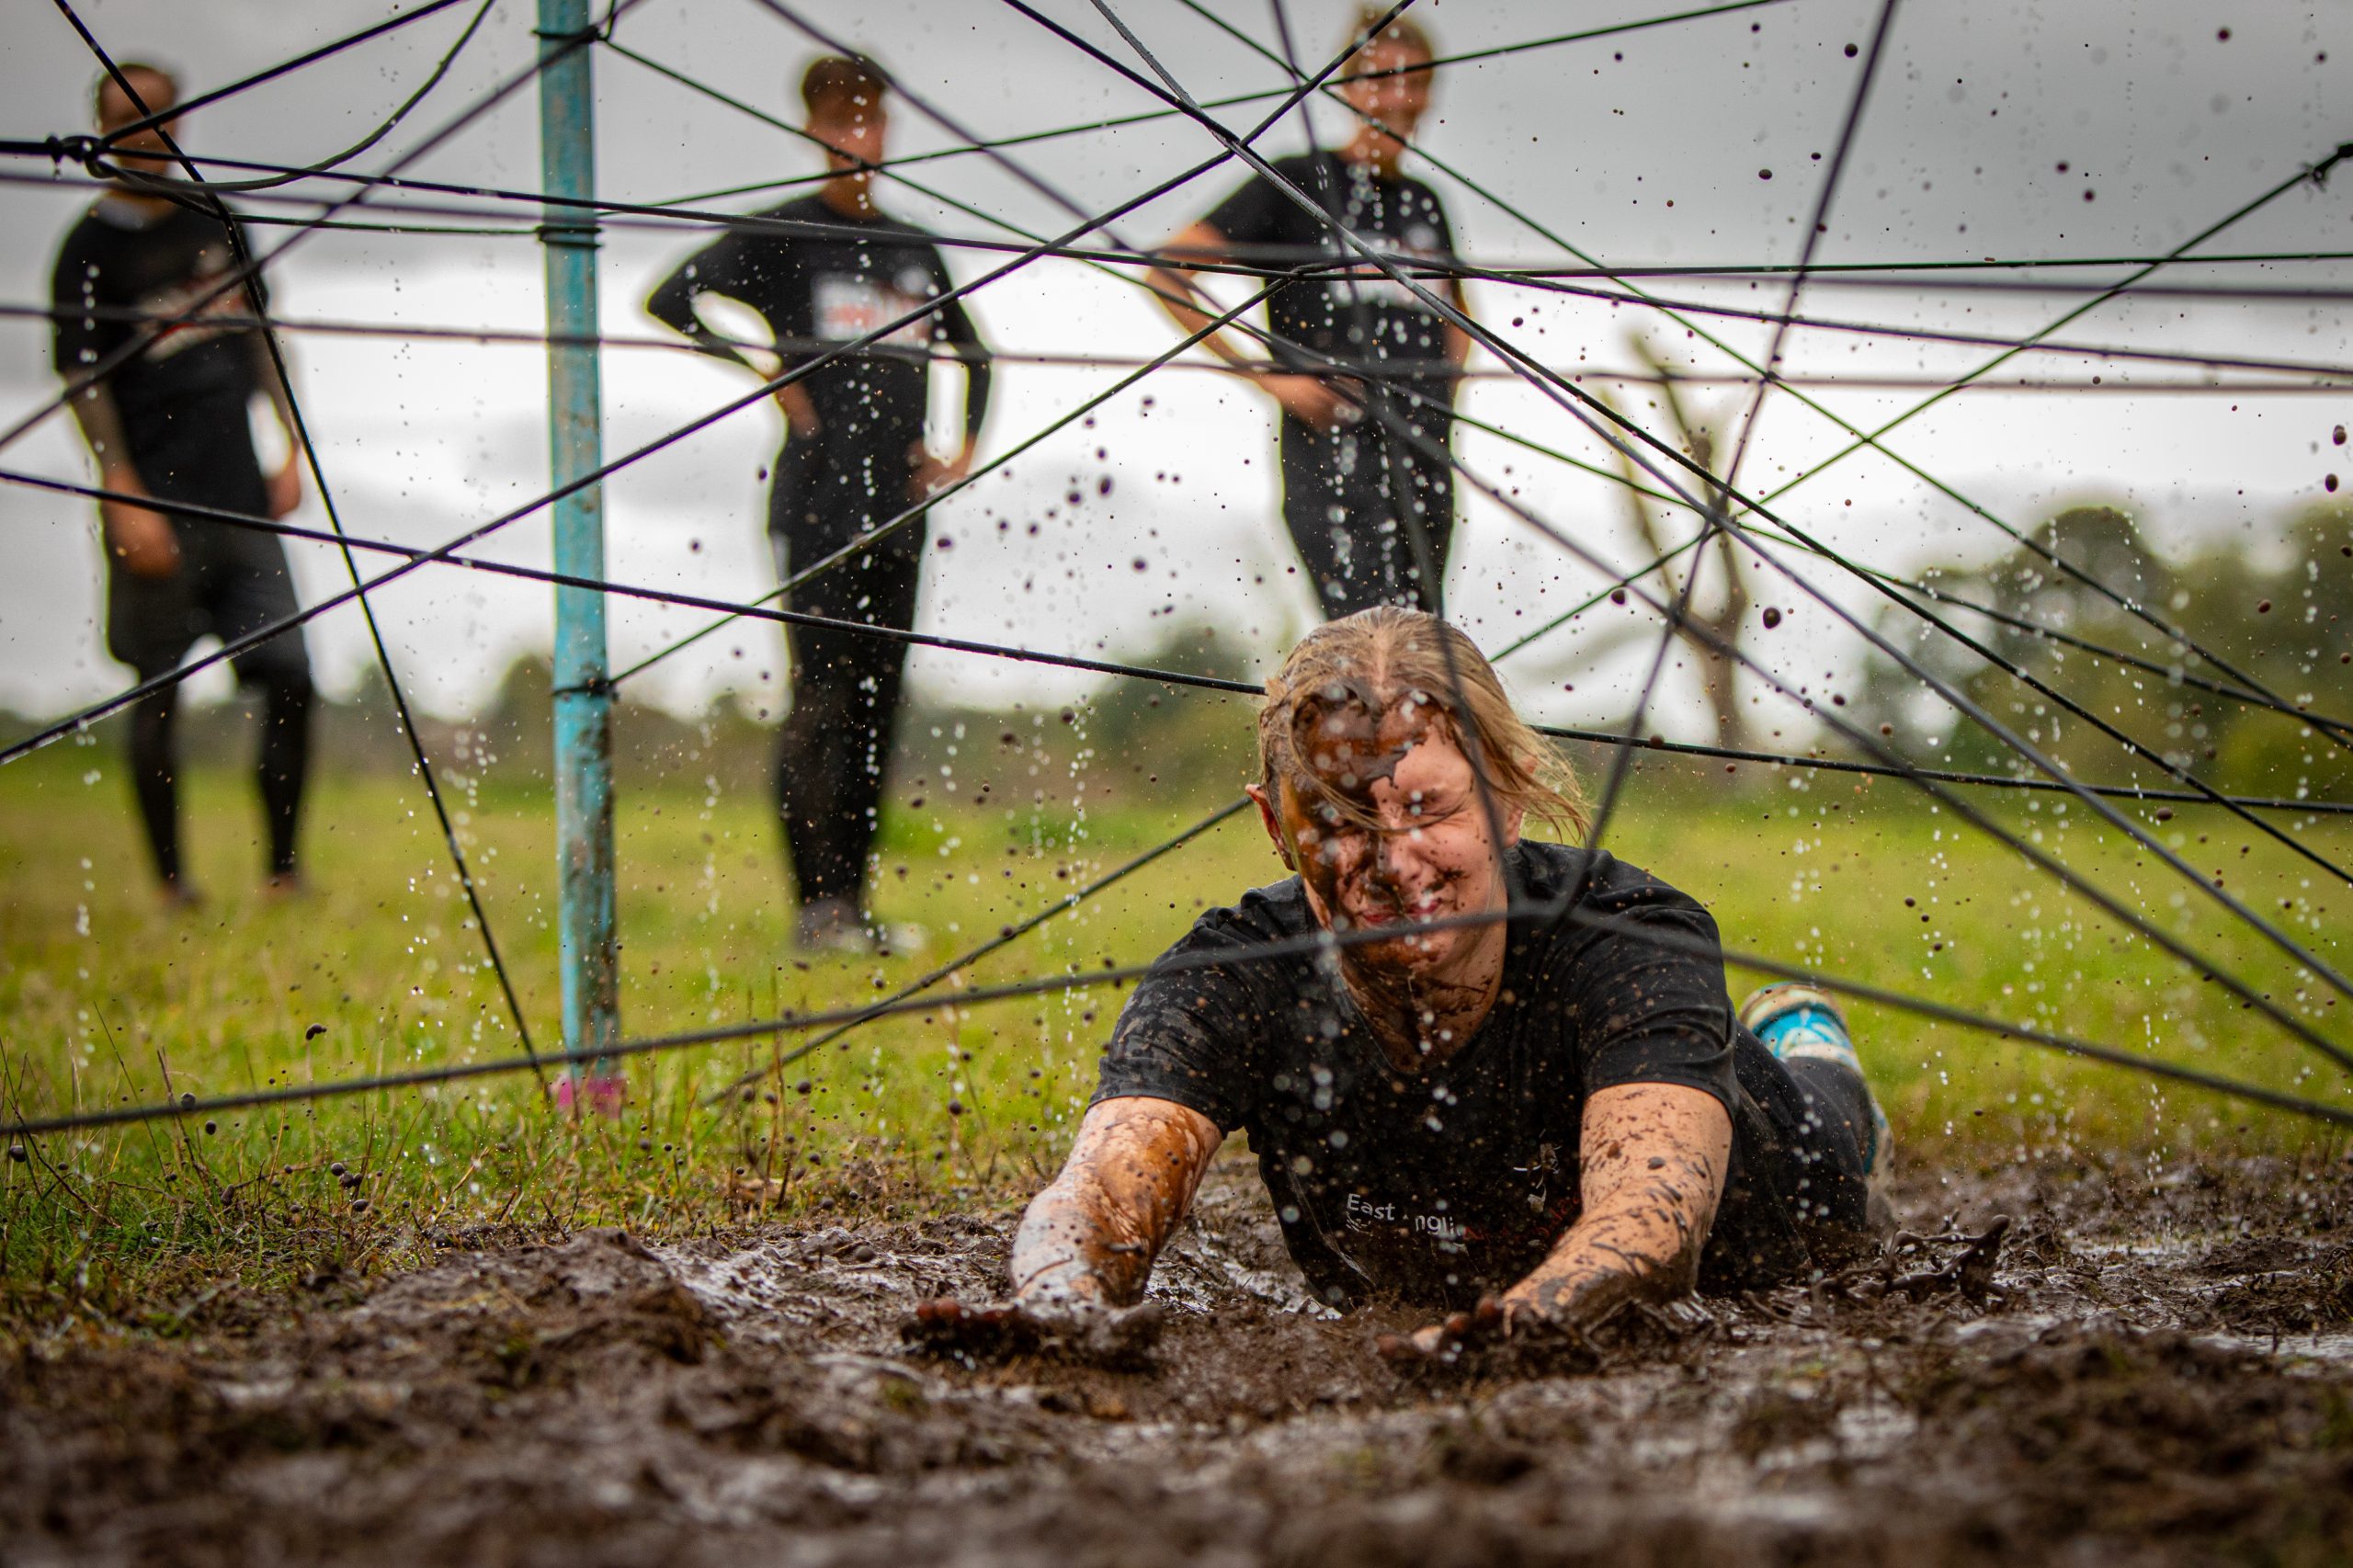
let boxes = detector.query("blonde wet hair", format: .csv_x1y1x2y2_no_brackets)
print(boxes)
1256,607,1588,839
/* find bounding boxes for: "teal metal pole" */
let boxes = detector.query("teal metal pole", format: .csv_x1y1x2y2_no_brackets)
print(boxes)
536,0,619,1086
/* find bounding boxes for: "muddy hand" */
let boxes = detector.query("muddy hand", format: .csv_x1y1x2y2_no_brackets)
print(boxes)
904,1295,1165,1363
1374,1294,1506,1367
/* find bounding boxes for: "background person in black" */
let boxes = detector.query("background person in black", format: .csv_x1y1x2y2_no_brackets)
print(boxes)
914,609,1892,1362
1143,9,1471,619
51,62,314,907
646,54,992,953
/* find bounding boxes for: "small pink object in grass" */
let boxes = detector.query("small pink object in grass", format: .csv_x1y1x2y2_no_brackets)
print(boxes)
553,1074,627,1118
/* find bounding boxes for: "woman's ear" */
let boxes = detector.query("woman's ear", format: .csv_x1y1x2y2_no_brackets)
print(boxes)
1247,782,1296,869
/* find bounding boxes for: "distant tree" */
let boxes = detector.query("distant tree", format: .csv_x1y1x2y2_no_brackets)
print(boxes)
1848,499,2353,800
1593,335,1760,750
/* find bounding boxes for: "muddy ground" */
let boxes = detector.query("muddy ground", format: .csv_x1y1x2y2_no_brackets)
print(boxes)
6,1151,2352,1568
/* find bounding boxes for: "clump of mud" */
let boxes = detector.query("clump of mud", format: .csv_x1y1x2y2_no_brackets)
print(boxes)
4,1153,2349,1566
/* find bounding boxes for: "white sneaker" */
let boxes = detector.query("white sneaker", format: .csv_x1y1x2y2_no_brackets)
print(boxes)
795,898,877,956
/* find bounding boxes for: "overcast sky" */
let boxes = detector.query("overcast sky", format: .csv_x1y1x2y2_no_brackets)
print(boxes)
2,0,2347,738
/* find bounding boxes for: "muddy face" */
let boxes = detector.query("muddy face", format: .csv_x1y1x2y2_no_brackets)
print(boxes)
1256,698,1520,989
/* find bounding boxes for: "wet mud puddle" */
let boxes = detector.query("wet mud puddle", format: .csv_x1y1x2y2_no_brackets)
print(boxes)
5,1153,2349,1566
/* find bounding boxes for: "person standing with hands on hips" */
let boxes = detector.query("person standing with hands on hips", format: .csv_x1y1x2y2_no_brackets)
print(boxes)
51,62,316,907
1143,9,1470,619
647,53,993,953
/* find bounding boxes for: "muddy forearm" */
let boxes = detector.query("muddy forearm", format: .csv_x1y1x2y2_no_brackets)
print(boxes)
1010,1096,1220,1308
1505,1083,1731,1330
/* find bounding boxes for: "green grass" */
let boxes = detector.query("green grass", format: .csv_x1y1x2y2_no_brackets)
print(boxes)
3,734,2350,1328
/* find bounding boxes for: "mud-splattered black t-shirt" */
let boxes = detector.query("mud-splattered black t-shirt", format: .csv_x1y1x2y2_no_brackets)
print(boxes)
1092,841,1864,1310
51,199,266,477
645,197,988,494
1202,151,1456,390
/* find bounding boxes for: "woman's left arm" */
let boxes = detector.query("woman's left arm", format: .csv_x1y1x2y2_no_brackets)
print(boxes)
1500,1082,1730,1333
1387,1082,1730,1359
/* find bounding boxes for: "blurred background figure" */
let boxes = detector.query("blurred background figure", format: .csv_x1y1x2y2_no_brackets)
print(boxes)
1143,6,1469,619
50,62,314,907
646,52,994,955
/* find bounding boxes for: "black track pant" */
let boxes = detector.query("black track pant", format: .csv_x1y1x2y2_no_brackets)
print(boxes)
107,466,314,887
128,671,312,883
767,491,925,912
1778,1055,1878,1228
1278,398,1457,619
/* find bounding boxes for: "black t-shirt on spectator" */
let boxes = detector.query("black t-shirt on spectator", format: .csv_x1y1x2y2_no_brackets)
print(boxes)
648,197,986,511
1202,150,1457,392
51,199,265,483
1092,841,1868,1311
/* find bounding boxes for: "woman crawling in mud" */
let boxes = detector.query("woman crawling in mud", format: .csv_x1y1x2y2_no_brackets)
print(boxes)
916,607,1893,1363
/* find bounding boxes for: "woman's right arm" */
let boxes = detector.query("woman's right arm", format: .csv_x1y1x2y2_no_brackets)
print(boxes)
1010,1095,1222,1311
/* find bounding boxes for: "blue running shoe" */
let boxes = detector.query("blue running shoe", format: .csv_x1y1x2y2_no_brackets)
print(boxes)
1739,983,1894,1228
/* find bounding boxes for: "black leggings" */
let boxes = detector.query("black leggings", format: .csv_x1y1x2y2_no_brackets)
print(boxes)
768,528,923,910
128,669,313,885
1278,400,1457,619
1779,1054,1878,1230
